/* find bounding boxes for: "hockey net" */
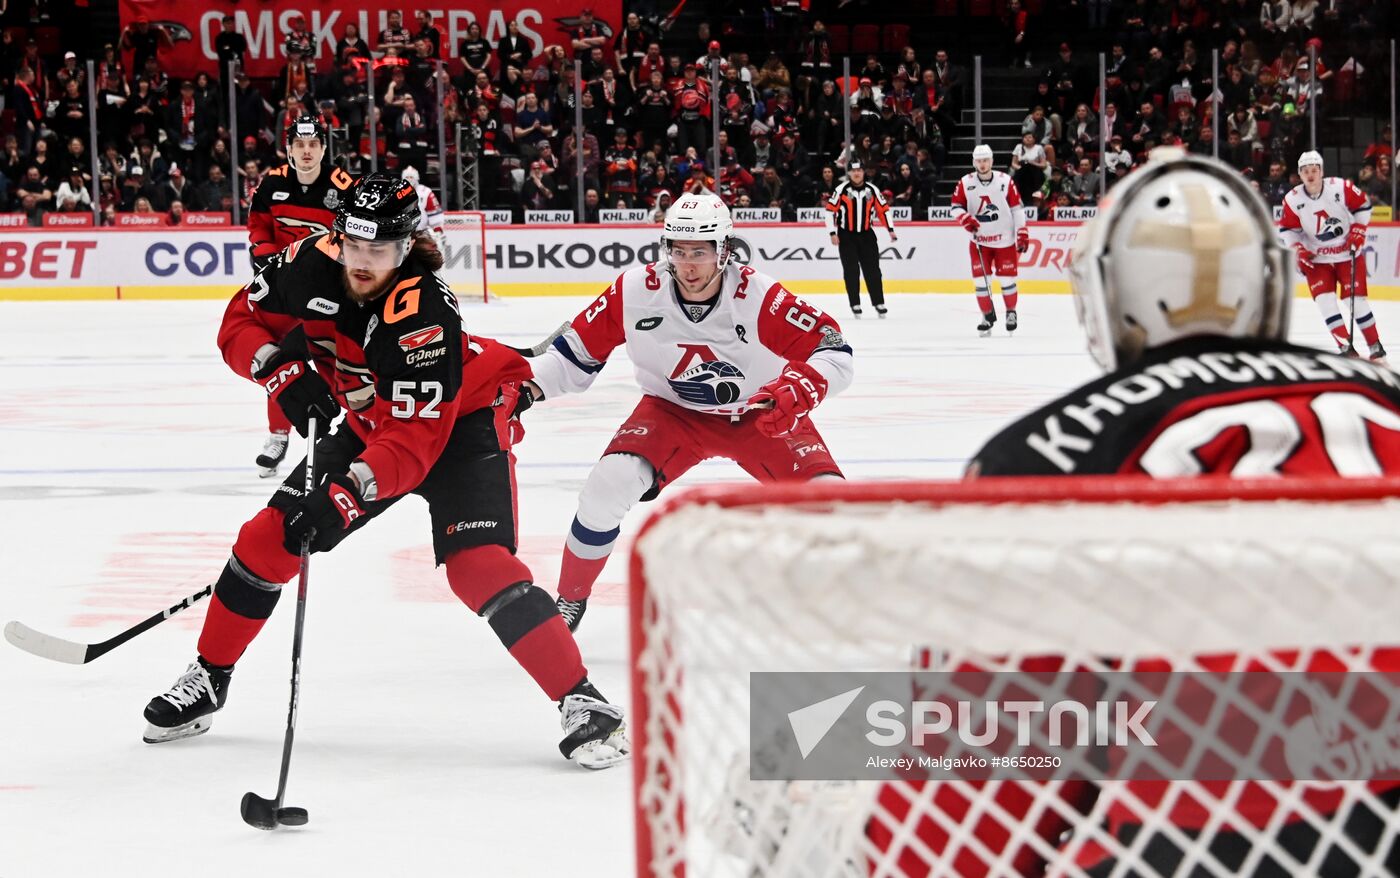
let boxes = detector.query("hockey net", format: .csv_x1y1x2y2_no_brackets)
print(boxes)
629,478,1400,878
442,210,489,302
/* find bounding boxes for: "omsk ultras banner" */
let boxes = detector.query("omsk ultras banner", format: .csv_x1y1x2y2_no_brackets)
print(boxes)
117,1,623,80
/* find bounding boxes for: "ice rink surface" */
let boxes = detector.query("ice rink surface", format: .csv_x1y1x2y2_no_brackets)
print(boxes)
0,291,1380,876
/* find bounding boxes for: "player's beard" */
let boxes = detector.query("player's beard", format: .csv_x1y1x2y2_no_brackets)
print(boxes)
341,266,397,304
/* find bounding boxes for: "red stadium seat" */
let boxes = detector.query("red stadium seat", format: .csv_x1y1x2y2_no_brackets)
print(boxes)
851,25,880,57
933,0,959,15
968,0,996,16
882,25,911,55
826,25,849,56
33,26,61,57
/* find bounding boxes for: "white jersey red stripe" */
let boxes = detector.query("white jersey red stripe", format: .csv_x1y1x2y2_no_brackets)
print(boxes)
1279,176,1371,263
950,170,1026,248
530,262,854,416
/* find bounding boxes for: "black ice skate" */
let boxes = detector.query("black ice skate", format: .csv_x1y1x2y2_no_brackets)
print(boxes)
558,680,629,769
1006,309,1018,333
875,304,888,320
143,657,233,744
255,432,289,478
1370,342,1388,366
850,305,863,319
977,311,997,337
556,595,588,633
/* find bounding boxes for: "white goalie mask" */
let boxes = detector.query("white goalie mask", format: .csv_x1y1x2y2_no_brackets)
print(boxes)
1068,149,1291,371
660,192,736,274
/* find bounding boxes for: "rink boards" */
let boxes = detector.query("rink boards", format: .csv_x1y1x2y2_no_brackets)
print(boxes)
0,221,1397,301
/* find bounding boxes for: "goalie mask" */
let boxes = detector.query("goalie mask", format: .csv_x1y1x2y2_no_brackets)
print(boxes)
660,193,736,276
1068,149,1291,371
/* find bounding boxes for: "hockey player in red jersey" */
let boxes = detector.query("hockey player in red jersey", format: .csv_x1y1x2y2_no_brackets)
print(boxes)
1279,150,1385,363
244,114,355,478
523,193,854,631
144,173,628,769
950,144,1028,337
881,151,1400,877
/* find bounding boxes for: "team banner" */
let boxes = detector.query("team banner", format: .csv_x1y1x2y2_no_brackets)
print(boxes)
0,223,1398,298
117,0,623,79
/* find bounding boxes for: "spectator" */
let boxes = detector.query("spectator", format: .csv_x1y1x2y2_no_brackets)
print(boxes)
415,11,443,59
277,47,315,104
238,158,261,212
58,137,89,182
19,192,44,226
121,18,173,75
233,71,271,149
51,78,88,145
98,174,120,213
132,196,157,214
119,164,152,209
513,91,554,160
215,16,248,84
603,128,639,207
1046,43,1081,116
55,169,91,212
591,67,629,133
392,94,430,174
98,143,127,180
570,8,608,62
166,80,215,179
1259,1,1292,51
851,78,883,134
1067,158,1101,205
718,151,755,206
811,78,844,161
29,139,58,187
167,199,186,226
695,41,726,77
1363,124,1394,169
335,25,371,66
283,15,315,63
560,128,602,202
55,52,85,93
13,68,44,155
1003,0,1031,69
333,68,369,150
1222,128,1255,172
1064,103,1099,155
520,160,556,211
196,165,230,214
891,162,925,214
1130,101,1166,150
1259,159,1290,206
801,21,834,74
754,165,789,216
1011,131,1048,206
497,20,532,80
637,70,673,154
581,187,601,223
460,22,492,84
1358,154,1392,206
155,165,198,211
378,11,413,57
672,64,710,157
683,161,715,196
754,55,791,96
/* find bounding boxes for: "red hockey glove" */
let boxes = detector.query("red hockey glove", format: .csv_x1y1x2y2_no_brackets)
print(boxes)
958,213,980,234
1016,227,1029,253
254,348,340,438
746,361,829,439
283,472,367,553
1348,224,1367,252
1294,245,1316,275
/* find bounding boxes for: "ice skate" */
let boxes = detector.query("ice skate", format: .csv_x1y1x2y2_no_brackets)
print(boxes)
1006,309,1018,333
255,432,289,478
1370,342,1388,366
977,311,996,338
875,304,888,320
143,658,233,744
1338,341,1360,358
559,680,629,769
850,305,863,319
556,595,587,633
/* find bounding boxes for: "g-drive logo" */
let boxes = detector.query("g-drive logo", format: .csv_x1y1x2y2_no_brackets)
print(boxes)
786,686,1157,759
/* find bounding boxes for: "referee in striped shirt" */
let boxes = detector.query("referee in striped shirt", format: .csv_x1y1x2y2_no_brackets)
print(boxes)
825,160,898,318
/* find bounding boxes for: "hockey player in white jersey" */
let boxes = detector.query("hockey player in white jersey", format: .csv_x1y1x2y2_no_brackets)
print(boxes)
524,193,854,630
400,166,447,251
950,144,1029,337
1279,150,1385,362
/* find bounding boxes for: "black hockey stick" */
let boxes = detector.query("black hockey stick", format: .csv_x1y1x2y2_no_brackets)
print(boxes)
4,585,213,665
1348,249,1358,352
241,416,318,831
508,322,572,357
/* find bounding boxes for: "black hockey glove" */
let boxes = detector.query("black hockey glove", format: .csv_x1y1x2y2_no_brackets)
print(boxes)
253,348,340,437
282,473,367,553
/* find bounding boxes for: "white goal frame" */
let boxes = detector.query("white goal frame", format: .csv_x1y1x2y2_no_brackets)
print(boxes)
629,476,1400,878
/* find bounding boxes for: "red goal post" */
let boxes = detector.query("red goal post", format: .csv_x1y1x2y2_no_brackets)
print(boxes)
442,211,489,302
629,477,1400,878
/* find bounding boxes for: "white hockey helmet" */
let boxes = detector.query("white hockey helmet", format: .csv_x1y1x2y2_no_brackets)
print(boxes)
1068,148,1291,371
401,165,421,185
660,192,737,270
1297,150,1324,171
972,144,994,163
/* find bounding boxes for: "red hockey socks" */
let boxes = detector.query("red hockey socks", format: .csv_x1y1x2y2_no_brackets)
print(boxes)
197,508,299,667
446,546,586,701
1000,281,1019,311
558,516,620,601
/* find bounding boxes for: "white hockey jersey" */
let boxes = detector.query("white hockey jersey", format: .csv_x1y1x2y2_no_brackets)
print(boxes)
949,170,1026,248
411,182,445,233
529,262,855,416
1279,177,1372,264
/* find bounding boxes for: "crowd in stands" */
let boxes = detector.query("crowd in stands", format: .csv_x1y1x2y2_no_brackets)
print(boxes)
0,1,1393,227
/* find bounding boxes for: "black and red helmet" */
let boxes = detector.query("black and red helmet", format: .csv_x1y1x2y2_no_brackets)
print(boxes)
334,172,421,242
283,113,327,156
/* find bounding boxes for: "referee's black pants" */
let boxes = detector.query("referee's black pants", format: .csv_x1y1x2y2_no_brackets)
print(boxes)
838,228,885,308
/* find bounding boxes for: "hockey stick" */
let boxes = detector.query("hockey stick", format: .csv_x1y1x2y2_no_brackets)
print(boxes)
508,322,572,357
241,416,318,831
1348,249,1358,352
4,585,212,665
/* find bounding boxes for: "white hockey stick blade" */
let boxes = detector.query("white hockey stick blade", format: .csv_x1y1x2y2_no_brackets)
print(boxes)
4,620,87,664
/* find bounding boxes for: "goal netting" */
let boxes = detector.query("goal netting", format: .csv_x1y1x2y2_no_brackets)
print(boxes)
442,210,489,302
629,478,1400,878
